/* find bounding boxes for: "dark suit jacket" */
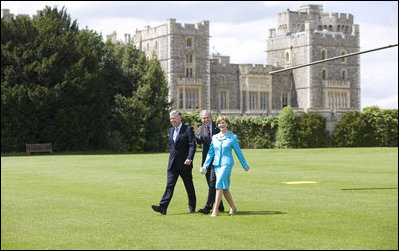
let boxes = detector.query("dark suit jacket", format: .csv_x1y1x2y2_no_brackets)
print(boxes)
168,123,196,171
195,121,220,165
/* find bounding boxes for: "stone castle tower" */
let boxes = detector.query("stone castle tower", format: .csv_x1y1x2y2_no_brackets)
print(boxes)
133,18,211,110
267,4,360,112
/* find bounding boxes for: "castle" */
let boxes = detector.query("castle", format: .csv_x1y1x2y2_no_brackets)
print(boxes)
130,4,360,132
2,4,361,132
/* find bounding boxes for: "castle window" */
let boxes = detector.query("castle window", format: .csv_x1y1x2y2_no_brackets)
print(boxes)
177,87,201,110
249,92,258,110
340,50,347,62
282,93,288,108
260,92,268,110
186,37,193,47
322,69,328,80
179,89,184,109
321,49,327,60
341,69,347,80
186,89,198,109
186,53,193,63
285,52,290,63
185,67,193,78
220,89,229,110
328,91,348,108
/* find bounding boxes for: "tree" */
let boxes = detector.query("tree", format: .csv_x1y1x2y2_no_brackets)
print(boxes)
275,106,298,148
109,49,170,152
1,6,110,151
296,112,330,148
333,111,371,147
362,106,398,147
132,55,171,151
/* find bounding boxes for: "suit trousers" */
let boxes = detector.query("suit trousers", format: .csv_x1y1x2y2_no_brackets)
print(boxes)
204,165,224,211
159,164,196,211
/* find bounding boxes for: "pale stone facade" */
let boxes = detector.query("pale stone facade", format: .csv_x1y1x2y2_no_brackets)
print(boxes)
133,18,211,111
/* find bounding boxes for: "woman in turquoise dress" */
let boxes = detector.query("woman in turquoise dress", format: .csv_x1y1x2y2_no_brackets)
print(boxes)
202,115,249,216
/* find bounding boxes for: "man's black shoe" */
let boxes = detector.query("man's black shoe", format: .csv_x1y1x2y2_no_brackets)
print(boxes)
198,208,210,214
152,205,166,215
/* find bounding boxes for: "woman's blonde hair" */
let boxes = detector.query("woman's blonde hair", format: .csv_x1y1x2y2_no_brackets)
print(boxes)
216,115,229,127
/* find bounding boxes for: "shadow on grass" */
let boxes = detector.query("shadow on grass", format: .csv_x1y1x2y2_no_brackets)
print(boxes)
233,210,286,216
341,187,398,191
169,210,286,216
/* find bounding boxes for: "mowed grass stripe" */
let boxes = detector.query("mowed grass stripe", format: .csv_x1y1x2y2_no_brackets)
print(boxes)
1,148,397,250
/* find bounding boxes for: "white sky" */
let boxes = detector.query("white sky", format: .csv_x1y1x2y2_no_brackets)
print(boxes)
2,1,398,110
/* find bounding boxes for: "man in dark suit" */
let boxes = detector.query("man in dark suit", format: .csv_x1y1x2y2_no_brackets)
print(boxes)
193,110,224,214
152,110,196,215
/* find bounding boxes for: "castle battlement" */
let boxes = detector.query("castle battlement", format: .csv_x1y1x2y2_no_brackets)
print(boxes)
167,18,209,33
321,12,354,23
276,4,356,36
331,12,353,21
239,64,269,74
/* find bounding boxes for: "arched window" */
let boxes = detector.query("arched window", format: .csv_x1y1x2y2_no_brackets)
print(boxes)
340,50,347,62
321,49,327,60
285,52,290,63
341,69,347,80
322,69,327,80
186,37,193,47
186,53,193,63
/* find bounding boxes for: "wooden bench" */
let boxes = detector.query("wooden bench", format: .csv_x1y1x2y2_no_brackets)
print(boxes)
26,143,52,154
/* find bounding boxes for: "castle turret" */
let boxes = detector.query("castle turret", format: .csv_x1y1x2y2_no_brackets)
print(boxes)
266,4,360,112
133,19,210,110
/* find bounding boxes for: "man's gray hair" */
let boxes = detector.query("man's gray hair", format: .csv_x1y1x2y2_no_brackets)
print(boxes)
170,110,182,119
200,110,212,118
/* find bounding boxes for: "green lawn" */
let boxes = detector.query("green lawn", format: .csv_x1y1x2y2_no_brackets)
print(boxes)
1,148,398,250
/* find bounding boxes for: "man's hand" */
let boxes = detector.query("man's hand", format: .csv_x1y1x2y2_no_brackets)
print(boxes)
192,125,200,135
184,159,193,165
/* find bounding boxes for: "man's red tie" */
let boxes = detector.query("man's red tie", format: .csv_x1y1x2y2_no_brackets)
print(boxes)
207,125,211,139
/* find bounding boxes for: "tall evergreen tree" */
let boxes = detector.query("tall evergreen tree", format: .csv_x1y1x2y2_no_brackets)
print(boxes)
1,6,110,151
135,55,171,151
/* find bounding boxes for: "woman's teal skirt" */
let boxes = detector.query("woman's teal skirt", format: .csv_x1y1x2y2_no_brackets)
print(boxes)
214,165,233,189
